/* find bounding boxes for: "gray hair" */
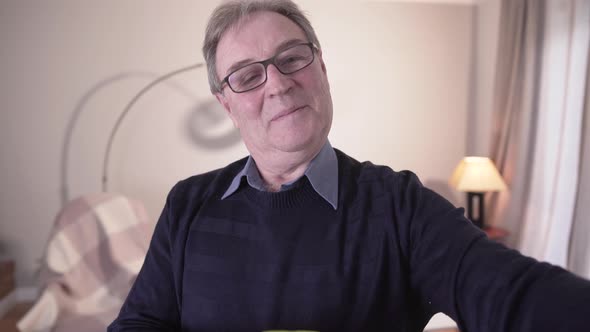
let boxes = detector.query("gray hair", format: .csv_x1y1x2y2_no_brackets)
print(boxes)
202,0,321,94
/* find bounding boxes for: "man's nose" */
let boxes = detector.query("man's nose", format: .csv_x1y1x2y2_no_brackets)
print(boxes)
265,64,294,96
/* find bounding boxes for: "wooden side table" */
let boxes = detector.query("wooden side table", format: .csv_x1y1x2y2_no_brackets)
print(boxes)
0,302,33,332
0,260,15,300
484,226,509,242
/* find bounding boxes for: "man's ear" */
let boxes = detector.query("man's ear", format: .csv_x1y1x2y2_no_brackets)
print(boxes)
317,49,328,75
215,92,239,128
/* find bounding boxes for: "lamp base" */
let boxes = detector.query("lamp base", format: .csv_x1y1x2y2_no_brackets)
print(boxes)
467,192,485,228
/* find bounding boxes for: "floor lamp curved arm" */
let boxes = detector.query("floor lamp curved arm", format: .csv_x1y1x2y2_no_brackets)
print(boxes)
101,62,205,192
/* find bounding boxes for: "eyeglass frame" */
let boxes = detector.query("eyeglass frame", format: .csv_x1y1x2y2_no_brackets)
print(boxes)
219,42,319,94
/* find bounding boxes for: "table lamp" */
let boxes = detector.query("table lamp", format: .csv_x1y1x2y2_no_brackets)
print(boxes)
449,157,507,228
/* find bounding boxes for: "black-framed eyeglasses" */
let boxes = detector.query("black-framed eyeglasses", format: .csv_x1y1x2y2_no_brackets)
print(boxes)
220,42,317,93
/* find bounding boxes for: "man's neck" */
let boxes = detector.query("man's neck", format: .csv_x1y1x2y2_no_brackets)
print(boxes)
258,162,309,192
251,141,325,192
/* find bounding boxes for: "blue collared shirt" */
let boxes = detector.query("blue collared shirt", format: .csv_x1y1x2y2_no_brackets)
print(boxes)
221,141,338,210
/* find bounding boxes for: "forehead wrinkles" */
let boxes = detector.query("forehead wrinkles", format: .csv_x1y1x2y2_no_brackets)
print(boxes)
215,12,307,77
215,15,260,78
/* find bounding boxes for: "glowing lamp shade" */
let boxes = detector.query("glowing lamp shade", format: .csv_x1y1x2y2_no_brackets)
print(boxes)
449,157,507,192
449,157,507,228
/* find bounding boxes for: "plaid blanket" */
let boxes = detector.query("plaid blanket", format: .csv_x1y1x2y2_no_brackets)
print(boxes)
18,193,153,332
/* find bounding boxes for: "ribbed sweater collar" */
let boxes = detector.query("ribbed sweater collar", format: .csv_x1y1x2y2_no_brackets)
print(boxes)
241,176,321,210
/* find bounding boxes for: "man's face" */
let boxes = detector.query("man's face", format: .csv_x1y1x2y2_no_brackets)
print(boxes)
215,11,333,158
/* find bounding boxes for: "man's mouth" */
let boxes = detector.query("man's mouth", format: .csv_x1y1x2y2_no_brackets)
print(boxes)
271,106,305,122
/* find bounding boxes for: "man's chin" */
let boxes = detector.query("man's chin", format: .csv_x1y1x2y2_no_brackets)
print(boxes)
270,135,323,155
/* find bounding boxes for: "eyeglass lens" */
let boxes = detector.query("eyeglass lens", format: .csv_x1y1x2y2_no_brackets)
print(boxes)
227,44,314,93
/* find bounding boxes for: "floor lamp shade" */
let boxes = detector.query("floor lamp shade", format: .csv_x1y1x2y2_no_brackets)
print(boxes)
449,157,507,228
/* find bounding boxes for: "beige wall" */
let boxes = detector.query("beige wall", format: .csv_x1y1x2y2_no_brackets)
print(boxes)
469,0,501,156
0,0,474,285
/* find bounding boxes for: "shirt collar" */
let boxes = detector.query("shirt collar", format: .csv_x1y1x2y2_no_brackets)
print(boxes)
221,141,338,210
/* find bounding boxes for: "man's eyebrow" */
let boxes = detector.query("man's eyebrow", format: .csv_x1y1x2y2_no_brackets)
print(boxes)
275,38,308,53
223,38,308,77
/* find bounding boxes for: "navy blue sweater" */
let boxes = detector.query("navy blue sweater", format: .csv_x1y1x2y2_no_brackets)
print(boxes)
109,150,590,331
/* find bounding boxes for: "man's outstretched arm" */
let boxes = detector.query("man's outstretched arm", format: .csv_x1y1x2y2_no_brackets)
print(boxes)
398,171,590,331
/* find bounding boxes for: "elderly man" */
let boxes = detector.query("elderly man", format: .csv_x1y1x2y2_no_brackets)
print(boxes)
109,1,590,331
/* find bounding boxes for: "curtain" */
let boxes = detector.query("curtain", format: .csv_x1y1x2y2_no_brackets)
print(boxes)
487,0,545,248
489,0,590,274
569,52,590,277
518,0,590,268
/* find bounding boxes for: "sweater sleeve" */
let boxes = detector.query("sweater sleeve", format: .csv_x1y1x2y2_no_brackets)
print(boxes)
108,185,183,332
399,171,590,332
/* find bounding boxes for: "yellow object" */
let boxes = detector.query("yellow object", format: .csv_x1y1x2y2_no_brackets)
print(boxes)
449,156,507,192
